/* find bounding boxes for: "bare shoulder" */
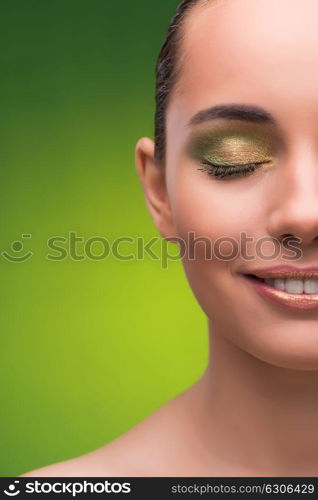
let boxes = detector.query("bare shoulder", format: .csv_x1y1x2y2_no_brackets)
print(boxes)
19,442,140,478
18,448,117,477
18,431,149,477
19,387,200,478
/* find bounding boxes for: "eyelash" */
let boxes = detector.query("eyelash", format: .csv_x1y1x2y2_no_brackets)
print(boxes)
198,160,268,180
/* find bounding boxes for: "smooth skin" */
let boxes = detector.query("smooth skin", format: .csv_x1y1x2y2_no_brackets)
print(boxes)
22,0,318,477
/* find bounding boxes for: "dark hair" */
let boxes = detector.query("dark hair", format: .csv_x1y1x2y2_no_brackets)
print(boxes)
154,0,206,165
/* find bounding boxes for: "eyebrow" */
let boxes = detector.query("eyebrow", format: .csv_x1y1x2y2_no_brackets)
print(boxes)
188,104,277,127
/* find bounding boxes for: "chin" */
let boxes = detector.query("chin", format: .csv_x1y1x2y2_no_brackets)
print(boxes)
231,321,318,371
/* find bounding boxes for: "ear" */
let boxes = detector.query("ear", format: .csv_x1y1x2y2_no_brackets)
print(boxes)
135,137,177,240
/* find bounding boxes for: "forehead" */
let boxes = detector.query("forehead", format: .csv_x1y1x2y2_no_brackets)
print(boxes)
167,0,318,139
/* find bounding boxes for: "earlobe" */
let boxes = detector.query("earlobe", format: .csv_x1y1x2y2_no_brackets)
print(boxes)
135,137,177,240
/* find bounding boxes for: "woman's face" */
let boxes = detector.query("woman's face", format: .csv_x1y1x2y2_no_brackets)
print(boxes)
138,0,318,370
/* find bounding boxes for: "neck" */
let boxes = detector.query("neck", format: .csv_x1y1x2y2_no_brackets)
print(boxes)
190,319,318,476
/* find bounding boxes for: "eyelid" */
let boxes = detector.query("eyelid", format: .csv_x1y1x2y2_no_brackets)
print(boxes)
187,123,280,153
188,138,276,161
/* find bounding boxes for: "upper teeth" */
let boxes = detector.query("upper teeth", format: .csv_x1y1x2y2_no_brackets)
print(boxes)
264,278,318,294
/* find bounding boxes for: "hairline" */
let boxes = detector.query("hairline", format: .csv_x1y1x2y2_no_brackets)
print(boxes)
156,0,221,166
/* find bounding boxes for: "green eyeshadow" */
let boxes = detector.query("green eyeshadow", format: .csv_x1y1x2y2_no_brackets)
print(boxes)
187,126,275,167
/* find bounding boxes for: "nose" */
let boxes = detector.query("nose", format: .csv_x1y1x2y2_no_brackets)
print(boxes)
266,150,318,248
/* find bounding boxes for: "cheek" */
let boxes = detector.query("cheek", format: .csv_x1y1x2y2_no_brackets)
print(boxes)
170,167,263,243
167,168,265,316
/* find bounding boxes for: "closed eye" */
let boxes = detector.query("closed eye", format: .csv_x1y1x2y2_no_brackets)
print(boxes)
198,160,272,180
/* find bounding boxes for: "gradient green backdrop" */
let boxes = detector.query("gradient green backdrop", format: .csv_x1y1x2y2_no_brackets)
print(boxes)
1,0,207,476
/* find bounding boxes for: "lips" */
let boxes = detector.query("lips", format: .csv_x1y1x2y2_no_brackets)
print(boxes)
245,265,318,280
241,266,318,311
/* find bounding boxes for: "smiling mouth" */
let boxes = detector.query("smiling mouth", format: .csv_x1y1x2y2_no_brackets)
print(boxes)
242,273,318,311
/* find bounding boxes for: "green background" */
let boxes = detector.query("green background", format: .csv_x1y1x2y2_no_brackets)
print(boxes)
1,0,207,476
